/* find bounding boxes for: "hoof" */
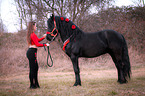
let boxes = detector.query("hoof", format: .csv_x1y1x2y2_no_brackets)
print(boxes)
30,86,37,89
117,80,128,84
73,83,81,86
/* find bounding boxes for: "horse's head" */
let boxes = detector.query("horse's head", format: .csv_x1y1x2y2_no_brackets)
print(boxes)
46,14,82,43
46,14,58,41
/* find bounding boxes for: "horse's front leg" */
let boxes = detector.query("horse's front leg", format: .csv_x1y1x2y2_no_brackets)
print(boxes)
70,54,81,86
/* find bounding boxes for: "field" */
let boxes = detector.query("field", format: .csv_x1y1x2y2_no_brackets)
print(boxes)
0,5,145,95
0,32,145,96
0,66,145,96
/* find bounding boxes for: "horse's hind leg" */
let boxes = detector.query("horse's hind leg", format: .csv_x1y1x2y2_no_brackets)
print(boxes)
116,60,127,84
109,51,127,84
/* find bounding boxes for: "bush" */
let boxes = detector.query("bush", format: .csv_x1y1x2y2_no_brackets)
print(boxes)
79,6,145,53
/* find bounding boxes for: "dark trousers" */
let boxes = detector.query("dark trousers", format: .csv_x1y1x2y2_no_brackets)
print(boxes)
26,48,39,88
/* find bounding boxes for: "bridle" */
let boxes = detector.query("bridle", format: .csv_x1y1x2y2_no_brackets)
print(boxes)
46,17,58,42
44,17,59,67
44,16,72,67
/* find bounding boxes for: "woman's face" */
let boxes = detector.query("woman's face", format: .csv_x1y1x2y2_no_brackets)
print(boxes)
34,23,37,31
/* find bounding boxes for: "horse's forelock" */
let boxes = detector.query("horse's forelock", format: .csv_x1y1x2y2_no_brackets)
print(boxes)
47,17,55,31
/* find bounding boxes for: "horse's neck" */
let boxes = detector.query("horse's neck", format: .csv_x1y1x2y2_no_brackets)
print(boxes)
58,29,70,43
59,29,83,43
57,21,82,43
59,31,71,43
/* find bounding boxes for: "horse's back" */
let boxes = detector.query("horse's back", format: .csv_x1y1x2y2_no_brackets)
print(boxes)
78,30,124,57
82,29,123,48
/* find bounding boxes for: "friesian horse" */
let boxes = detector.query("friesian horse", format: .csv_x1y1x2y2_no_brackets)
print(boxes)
46,14,131,86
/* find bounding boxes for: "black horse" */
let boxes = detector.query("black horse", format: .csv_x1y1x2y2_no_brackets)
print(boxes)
46,14,131,86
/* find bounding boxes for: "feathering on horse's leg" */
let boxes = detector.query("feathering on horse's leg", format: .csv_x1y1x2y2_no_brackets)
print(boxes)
116,60,127,84
115,54,127,84
109,50,127,84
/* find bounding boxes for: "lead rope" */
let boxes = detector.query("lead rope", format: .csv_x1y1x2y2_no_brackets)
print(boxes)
43,44,53,67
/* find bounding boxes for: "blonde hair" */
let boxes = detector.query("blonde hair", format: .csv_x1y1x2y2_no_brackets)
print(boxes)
27,21,36,46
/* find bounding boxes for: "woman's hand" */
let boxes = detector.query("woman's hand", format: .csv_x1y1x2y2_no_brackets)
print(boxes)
43,34,47,38
46,43,50,46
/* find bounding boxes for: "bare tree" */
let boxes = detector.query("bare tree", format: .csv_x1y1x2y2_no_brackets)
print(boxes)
15,0,113,33
133,0,145,6
0,0,7,33
15,0,28,30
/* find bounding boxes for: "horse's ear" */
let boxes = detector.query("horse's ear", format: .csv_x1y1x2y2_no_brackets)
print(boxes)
50,14,54,20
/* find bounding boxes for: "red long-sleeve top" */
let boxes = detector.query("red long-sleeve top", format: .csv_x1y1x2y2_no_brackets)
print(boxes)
31,32,46,47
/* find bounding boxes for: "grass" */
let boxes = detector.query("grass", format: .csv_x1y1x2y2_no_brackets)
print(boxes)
0,67,145,96
0,32,144,96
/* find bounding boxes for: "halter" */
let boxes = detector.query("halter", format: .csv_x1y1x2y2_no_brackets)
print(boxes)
46,17,58,41
46,16,72,51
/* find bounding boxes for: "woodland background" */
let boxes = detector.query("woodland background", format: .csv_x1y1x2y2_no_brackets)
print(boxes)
0,0,145,75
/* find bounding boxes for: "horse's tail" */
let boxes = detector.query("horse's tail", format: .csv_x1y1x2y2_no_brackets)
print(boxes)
122,35,131,80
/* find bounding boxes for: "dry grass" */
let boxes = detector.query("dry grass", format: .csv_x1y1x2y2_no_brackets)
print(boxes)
0,32,144,96
0,32,144,75
0,67,145,96
1,7,145,95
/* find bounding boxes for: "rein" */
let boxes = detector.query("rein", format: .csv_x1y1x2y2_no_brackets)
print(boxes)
44,17,58,67
43,44,53,67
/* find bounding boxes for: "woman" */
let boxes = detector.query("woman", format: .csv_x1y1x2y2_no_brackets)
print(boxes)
26,21,49,89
